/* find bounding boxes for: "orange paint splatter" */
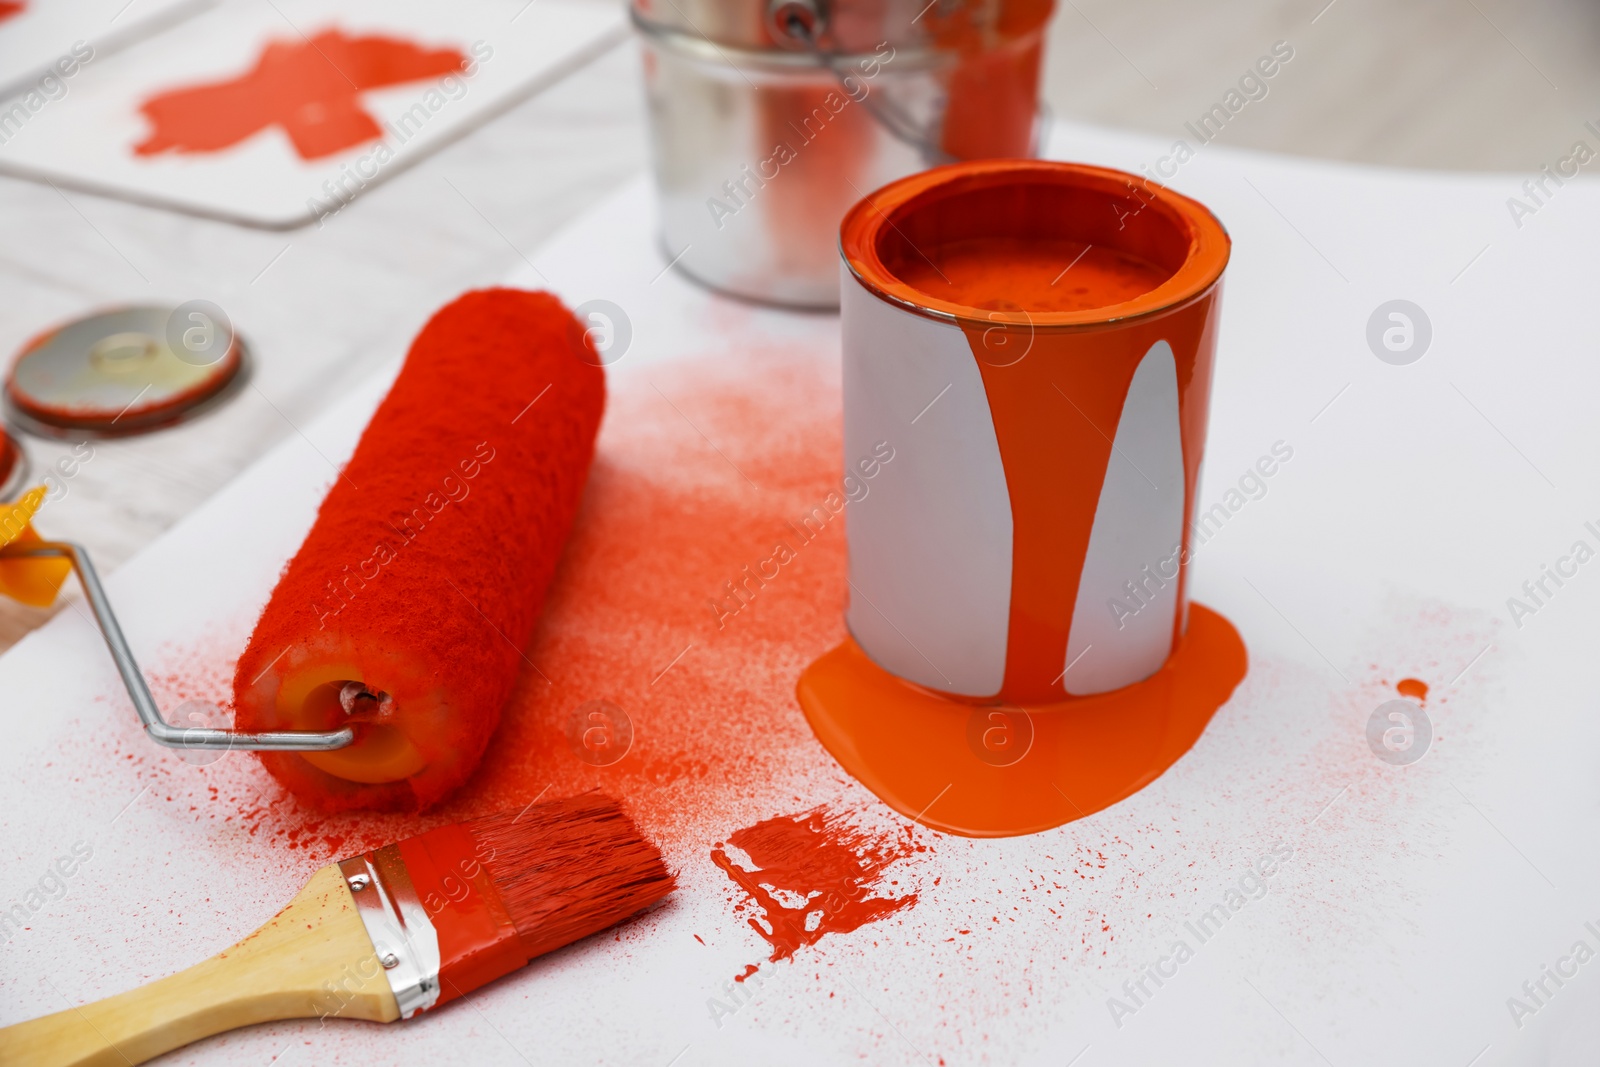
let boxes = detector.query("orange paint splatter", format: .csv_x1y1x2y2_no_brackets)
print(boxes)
733,962,759,982
711,807,919,962
424,352,856,853
1396,678,1428,703
135,29,466,161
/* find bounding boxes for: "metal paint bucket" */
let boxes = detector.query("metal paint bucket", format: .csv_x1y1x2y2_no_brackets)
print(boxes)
836,159,1231,703
632,0,1053,308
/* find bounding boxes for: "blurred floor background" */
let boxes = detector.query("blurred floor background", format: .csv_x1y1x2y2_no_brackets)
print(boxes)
1040,0,1595,170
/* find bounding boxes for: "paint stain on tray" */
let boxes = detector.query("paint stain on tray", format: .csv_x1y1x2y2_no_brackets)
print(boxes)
711,807,921,962
135,29,466,161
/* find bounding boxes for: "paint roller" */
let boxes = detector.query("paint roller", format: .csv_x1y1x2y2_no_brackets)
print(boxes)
231,288,605,810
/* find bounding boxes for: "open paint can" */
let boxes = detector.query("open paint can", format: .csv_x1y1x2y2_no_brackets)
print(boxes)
799,159,1246,836
631,0,1053,308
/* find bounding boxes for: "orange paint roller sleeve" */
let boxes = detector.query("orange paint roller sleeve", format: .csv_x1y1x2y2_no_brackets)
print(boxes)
232,289,605,811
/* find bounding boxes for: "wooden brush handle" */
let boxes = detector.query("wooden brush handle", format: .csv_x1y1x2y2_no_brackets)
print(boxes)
0,864,399,1067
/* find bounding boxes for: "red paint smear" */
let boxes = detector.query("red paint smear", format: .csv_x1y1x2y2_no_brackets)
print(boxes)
710,807,919,962
733,962,759,982
0,3,24,24
135,28,466,161
1396,677,1428,703
428,350,856,852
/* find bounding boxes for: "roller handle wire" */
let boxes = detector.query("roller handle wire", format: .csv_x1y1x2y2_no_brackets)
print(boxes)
0,539,353,752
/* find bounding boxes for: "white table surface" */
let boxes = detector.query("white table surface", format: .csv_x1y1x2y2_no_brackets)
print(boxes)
2,8,1599,1066
2,89,1599,1065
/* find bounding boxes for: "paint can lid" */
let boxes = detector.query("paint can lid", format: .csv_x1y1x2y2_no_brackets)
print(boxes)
4,304,248,438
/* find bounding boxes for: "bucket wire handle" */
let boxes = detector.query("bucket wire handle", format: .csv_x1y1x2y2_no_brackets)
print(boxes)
0,540,354,753
768,0,956,166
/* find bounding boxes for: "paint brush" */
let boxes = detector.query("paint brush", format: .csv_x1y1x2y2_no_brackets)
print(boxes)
0,792,673,1066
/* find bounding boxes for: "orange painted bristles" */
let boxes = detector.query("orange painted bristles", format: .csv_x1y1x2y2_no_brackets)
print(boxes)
397,793,676,1006
0,793,675,1066
466,793,676,963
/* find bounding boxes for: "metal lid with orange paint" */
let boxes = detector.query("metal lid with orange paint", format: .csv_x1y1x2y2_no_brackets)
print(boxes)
5,304,247,439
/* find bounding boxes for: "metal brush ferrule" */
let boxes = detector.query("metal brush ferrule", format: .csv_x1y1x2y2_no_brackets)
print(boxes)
339,844,442,1019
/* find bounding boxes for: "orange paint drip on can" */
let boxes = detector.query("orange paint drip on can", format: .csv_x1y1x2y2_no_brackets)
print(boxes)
801,160,1245,836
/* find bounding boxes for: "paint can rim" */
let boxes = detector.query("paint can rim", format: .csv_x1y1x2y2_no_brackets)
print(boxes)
839,158,1231,331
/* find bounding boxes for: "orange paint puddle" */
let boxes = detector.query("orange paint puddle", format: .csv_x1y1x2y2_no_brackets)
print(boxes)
1396,678,1428,703
710,807,920,962
135,29,466,161
798,604,1247,837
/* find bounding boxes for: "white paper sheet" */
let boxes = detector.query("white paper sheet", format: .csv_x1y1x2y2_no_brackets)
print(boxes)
0,0,624,227
0,0,210,100
2,122,1597,1066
